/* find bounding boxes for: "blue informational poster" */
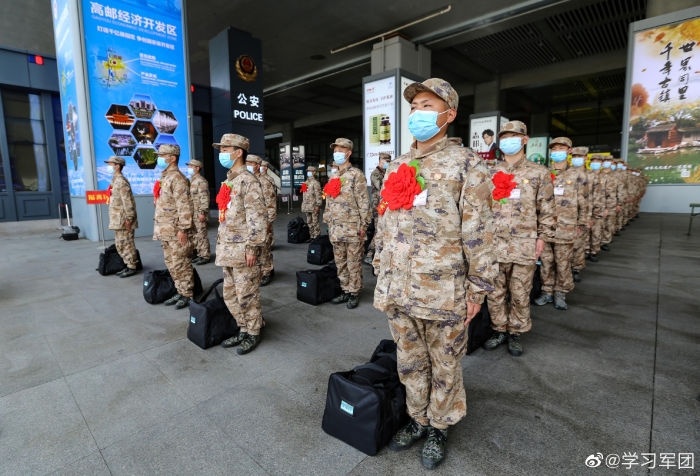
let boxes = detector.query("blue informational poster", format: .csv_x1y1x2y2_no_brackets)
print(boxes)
52,0,85,196
82,0,190,194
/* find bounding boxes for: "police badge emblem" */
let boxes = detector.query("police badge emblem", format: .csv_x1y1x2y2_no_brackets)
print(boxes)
236,55,258,82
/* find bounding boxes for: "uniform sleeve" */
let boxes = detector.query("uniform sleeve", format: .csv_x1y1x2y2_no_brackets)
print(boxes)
263,178,277,224
577,178,588,227
536,171,556,240
174,177,193,231
244,179,268,254
459,163,498,304
370,171,382,195
354,172,372,231
605,177,616,210
591,179,603,219
120,179,137,222
313,181,323,207
197,178,210,215
617,176,627,203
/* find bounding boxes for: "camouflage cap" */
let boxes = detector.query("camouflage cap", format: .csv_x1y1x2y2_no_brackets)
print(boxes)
185,159,203,168
261,160,270,167
246,154,262,164
571,146,589,156
378,152,391,162
156,144,180,156
330,138,353,150
498,120,528,138
590,154,604,161
213,133,250,151
307,166,317,172
104,156,125,165
403,78,459,110
549,137,572,148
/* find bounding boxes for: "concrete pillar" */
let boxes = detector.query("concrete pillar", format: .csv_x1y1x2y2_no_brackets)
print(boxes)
474,76,503,113
646,0,698,17
530,112,551,136
282,123,294,143
371,36,431,77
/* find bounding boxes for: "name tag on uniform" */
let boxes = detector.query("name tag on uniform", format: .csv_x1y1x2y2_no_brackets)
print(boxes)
510,188,521,200
413,189,428,207
554,187,565,196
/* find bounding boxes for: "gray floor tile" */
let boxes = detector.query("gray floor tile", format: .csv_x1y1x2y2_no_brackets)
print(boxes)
0,333,64,397
50,451,111,476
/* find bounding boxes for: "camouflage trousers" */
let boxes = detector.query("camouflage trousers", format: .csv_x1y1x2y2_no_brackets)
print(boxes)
387,308,468,430
332,240,363,294
114,229,139,269
487,262,536,334
616,209,625,232
366,216,378,254
307,212,321,240
602,213,616,244
540,242,575,294
588,218,604,253
193,214,211,260
223,265,263,336
161,239,194,297
572,229,587,272
260,229,274,277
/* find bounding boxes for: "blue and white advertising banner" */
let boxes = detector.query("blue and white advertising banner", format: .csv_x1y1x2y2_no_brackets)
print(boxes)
52,0,85,196
82,0,190,193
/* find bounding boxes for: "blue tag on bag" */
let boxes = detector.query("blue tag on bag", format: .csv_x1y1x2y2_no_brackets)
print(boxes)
301,282,307,287
190,316,196,324
340,400,354,416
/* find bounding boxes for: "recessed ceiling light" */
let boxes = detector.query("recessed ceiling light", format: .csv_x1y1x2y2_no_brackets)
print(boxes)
310,55,325,60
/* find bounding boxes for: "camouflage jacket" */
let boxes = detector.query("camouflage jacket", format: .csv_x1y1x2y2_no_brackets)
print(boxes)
153,167,192,241
571,165,591,224
323,165,371,243
301,177,322,212
215,167,268,268
587,170,605,220
615,171,628,204
373,137,497,320
108,173,138,230
491,157,555,264
370,166,385,213
600,170,618,211
190,174,210,216
257,173,277,224
549,165,589,243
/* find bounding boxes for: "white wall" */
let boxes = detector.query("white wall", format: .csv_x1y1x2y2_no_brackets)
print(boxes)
640,185,700,213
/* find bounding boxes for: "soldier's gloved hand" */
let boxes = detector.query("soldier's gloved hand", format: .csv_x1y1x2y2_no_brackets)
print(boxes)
177,231,188,247
315,206,320,214
246,253,257,267
199,213,206,223
359,229,366,240
124,220,132,231
535,238,545,259
466,302,481,324
267,223,272,233
616,205,621,212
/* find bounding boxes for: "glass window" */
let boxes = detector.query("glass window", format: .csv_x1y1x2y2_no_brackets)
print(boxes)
1,90,50,192
52,95,69,193
0,145,5,193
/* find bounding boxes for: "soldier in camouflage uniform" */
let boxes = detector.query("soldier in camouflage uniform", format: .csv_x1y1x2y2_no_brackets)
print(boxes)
106,156,140,277
587,155,608,263
186,159,211,265
324,138,371,310
614,159,628,234
569,147,590,282
251,155,277,286
534,138,588,310
364,152,391,264
373,79,497,470
214,134,268,355
153,145,195,310
301,166,322,239
600,156,618,252
483,121,555,356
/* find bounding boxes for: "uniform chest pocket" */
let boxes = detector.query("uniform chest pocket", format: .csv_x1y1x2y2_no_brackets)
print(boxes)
409,271,455,311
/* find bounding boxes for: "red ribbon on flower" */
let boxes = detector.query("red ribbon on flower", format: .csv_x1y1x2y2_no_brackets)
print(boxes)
216,182,232,222
300,183,308,193
492,171,517,203
106,185,113,204
380,161,425,211
377,200,389,216
153,180,161,202
323,177,342,199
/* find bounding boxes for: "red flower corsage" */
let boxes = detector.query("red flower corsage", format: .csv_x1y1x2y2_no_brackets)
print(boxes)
550,171,558,182
492,171,516,203
106,185,113,204
216,182,232,222
153,180,161,201
300,183,308,193
377,200,389,216
380,161,425,211
323,178,342,199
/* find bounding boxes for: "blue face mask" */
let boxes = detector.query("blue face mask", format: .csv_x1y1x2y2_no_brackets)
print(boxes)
550,151,568,163
157,156,168,168
219,153,234,169
499,137,524,155
620,165,626,171
571,157,585,167
383,161,389,169
246,165,255,173
611,164,617,171
590,162,602,171
333,152,347,165
107,165,115,174
603,161,612,169
307,171,313,177
408,110,448,142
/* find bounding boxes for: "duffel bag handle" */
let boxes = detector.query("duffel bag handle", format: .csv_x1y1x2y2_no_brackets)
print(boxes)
198,278,224,303
375,352,397,362
352,362,390,375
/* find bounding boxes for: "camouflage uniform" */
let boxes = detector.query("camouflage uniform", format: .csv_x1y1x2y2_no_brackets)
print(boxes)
252,155,276,278
366,153,390,256
214,135,268,336
570,147,590,273
601,163,618,245
107,157,139,269
324,139,371,295
153,146,195,298
489,123,555,334
301,166,322,239
539,138,588,296
587,160,609,254
613,163,628,233
187,160,211,261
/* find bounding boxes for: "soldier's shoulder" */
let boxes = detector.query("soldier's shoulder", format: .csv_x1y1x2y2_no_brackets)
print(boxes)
527,160,550,176
350,167,367,180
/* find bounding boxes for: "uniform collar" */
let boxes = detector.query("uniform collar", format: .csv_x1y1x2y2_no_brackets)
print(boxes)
410,136,449,160
375,165,386,176
226,166,246,181
339,165,353,177
503,155,527,171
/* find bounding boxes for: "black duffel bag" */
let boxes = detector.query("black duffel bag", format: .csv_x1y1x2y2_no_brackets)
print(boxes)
296,263,342,306
363,221,375,254
307,234,334,265
467,304,492,355
187,278,239,349
288,216,310,244
322,339,409,456
143,268,203,304
97,244,143,276
529,263,542,304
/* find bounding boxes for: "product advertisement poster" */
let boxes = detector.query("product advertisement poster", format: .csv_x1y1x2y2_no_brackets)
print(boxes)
279,144,291,193
469,116,499,155
363,76,396,184
400,76,414,156
52,0,85,196
82,0,190,193
526,136,549,166
626,14,700,184
292,145,306,191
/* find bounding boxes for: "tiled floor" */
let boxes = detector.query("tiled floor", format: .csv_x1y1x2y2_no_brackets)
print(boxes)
0,212,697,475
